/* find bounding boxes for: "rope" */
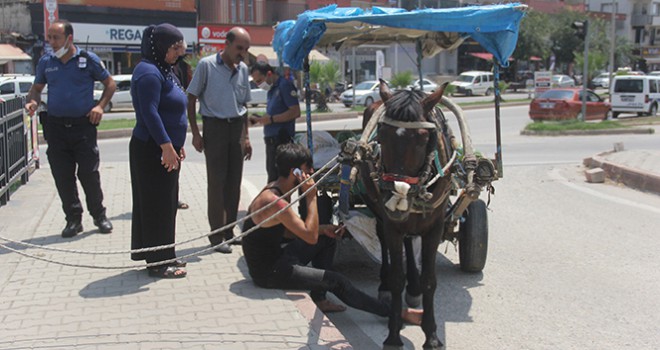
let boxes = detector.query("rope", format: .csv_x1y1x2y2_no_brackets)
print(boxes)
0,156,339,256
0,164,341,269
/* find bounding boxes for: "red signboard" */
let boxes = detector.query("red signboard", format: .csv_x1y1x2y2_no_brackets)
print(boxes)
44,0,59,35
198,25,232,55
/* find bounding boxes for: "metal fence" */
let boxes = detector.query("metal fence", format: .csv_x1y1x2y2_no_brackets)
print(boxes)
0,97,36,206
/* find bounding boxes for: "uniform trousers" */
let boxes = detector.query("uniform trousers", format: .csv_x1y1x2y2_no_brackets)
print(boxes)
203,116,245,244
44,119,105,222
129,136,179,263
264,129,293,182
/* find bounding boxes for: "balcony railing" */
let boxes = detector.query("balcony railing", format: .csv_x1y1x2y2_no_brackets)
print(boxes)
631,14,652,26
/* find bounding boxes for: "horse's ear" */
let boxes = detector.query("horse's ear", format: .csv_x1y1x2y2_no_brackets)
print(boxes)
422,82,449,115
379,79,392,102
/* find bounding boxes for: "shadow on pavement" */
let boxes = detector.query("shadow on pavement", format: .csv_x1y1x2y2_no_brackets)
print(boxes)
79,269,151,298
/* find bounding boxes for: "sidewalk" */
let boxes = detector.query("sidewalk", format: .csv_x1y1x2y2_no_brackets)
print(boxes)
584,149,660,195
0,160,351,349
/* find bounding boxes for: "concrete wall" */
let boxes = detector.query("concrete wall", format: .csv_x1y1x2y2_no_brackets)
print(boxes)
0,1,32,35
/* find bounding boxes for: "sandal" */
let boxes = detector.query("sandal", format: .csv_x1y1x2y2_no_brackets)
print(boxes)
148,265,187,279
173,259,187,267
177,201,189,209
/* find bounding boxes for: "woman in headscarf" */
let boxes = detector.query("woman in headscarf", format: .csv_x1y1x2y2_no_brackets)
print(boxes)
129,23,188,278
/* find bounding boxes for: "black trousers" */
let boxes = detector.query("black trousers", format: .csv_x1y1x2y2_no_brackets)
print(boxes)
264,129,293,182
44,121,105,222
253,235,389,317
129,137,179,263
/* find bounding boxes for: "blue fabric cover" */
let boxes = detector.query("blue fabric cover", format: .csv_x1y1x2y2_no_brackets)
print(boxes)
273,3,525,70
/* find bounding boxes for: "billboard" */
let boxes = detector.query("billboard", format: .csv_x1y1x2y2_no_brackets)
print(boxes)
57,0,195,12
198,25,233,55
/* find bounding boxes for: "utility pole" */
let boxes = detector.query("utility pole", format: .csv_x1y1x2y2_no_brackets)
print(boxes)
608,1,617,90
572,20,589,122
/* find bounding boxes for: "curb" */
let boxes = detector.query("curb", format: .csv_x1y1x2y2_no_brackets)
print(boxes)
583,153,660,195
521,127,655,136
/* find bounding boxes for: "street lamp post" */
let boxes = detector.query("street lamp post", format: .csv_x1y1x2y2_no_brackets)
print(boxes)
608,1,617,90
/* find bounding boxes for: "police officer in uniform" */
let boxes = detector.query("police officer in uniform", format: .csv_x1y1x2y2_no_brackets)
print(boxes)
249,61,301,182
26,20,116,238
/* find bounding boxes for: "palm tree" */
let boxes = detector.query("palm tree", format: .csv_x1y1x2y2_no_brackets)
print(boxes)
309,60,341,112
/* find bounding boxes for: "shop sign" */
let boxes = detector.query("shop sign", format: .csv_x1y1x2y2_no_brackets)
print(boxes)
198,25,233,52
72,23,196,46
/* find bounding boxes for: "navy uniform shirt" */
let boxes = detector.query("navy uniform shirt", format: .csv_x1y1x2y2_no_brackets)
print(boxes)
264,76,299,138
35,47,110,117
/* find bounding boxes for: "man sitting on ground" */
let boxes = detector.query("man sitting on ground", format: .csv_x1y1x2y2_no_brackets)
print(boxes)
241,143,422,323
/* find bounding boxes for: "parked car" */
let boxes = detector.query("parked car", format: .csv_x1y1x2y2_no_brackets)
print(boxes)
551,74,575,88
0,74,33,101
610,75,660,118
248,77,268,107
407,78,439,92
591,72,612,88
450,71,494,96
340,80,384,107
529,88,611,121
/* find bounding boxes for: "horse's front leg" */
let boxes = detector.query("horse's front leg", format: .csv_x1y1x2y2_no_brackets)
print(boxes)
383,227,405,348
404,236,422,307
420,227,443,349
377,219,392,303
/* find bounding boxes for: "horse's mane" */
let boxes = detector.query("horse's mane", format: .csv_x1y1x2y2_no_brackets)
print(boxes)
384,89,429,122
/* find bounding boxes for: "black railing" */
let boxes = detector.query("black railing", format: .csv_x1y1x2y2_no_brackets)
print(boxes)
0,97,37,206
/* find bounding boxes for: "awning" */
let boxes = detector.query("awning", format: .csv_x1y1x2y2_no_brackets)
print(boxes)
0,44,31,65
469,52,493,61
249,46,329,66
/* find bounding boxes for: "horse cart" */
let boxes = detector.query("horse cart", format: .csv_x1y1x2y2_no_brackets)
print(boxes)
273,4,526,348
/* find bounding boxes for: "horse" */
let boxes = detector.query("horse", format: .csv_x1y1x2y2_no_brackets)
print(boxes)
355,80,453,349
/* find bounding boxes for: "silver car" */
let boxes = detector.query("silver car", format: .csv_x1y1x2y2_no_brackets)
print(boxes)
552,74,576,88
340,80,383,107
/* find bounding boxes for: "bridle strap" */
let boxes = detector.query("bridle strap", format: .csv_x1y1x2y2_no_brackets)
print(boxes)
380,116,437,129
382,173,420,185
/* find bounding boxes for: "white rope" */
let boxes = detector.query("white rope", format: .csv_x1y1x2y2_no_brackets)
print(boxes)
0,156,339,256
0,162,342,269
384,181,411,212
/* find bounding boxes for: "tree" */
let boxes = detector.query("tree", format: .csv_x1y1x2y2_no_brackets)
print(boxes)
309,60,341,112
390,71,414,89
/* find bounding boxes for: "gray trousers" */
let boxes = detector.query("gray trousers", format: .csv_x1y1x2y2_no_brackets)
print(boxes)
202,117,245,244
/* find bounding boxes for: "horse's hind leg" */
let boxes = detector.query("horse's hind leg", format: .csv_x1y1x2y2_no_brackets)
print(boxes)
383,231,405,348
421,230,443,349
404,236,422,307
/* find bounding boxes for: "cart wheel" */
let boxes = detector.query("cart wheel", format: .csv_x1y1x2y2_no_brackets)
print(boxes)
458,199,488,272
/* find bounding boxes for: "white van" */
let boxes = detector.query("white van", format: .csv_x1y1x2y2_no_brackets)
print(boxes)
450,71,494,96
610,75,660,117
0,75,34,101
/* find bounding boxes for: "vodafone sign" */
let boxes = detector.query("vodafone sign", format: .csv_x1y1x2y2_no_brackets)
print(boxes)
198,25,232,54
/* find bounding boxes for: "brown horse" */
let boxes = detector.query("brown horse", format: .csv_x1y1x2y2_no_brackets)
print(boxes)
356,81,452,349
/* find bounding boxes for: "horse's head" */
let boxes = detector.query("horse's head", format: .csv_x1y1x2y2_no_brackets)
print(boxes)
376,79,449,222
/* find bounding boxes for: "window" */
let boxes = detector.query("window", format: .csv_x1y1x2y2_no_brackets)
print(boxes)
19,82,32,94
651,79,659,93
474,76,481,83
231,0,237,22
117,81,131,91
247,0,254,22
239,0,245,22
614,79,644,93
0,82,15,95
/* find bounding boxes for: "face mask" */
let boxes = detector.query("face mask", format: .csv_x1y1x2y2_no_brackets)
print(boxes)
258,80,271,91
54,38,70,59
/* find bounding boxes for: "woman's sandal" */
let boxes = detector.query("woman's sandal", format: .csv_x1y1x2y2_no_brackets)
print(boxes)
148,265,187,279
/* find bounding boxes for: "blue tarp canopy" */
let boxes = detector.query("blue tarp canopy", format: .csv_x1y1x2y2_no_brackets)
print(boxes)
273,3,527,70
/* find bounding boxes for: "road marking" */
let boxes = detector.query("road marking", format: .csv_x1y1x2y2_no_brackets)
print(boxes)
549,168,660,215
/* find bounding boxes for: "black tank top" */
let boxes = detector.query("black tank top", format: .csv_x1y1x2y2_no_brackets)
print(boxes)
242,187,287,281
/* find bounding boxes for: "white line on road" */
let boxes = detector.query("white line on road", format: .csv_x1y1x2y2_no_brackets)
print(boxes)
549,168,660,215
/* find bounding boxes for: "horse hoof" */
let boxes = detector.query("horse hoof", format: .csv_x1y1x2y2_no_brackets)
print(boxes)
405,292,422,308
383,336,404,350
378,291,392,304
423,337,444,349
